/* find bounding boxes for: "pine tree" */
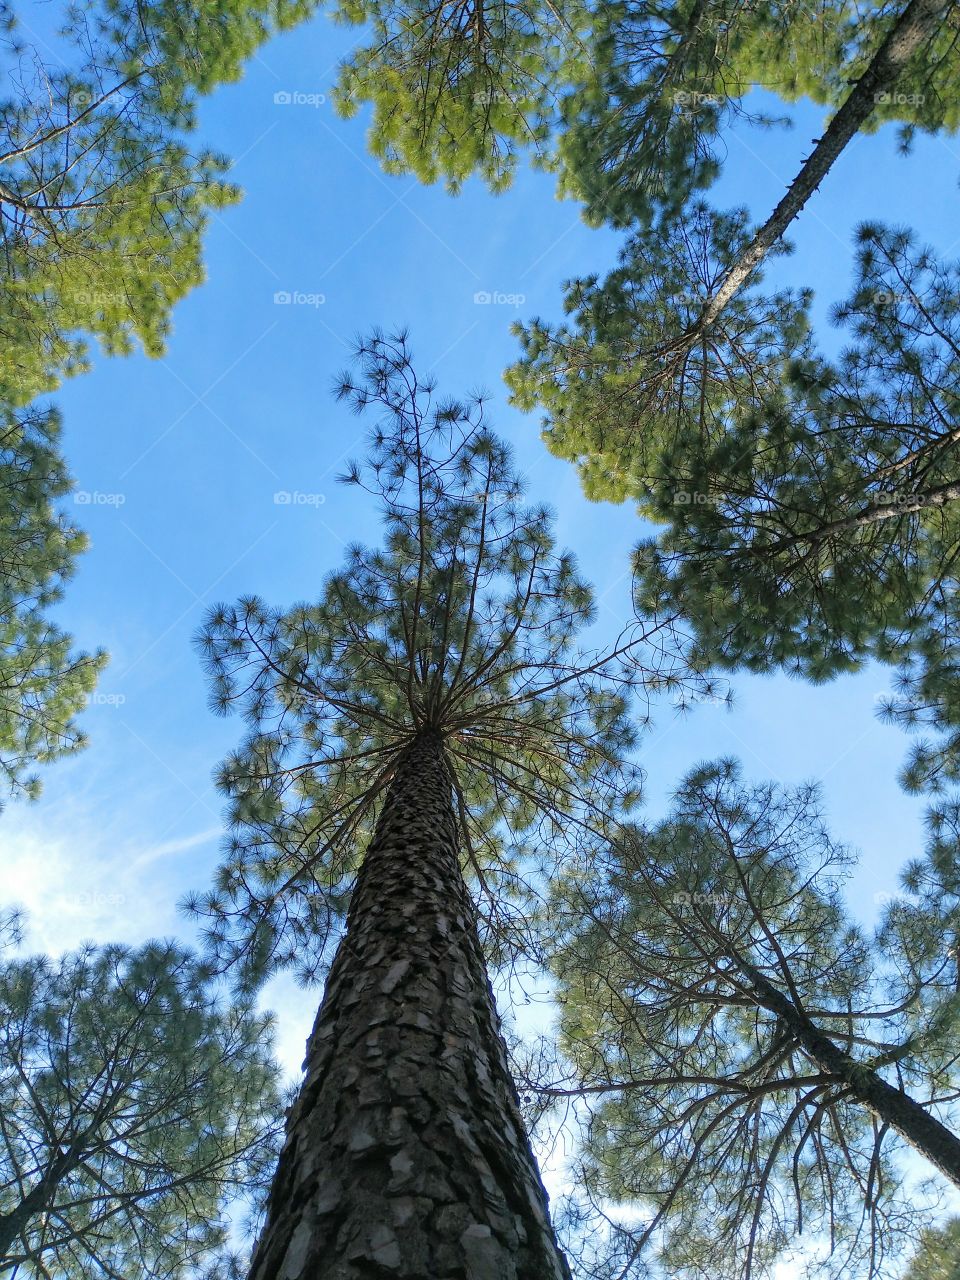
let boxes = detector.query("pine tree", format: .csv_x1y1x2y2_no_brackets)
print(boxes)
328,0,589,192
512,213,960,771
503,0,960,708
0,932,283,1278
0,0,318,405
506,201,814,505
536,760,960,1279
0,403,105,799
0,0,325,788
189,332,698,1277
559,0,956,229
904,1217,960,1280
319,0,958,206
623,225,960,692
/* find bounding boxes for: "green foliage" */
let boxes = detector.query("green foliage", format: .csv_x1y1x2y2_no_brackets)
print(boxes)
506,202,813,505
0,0,323,787
904,1216,960,1280
320,0,960,216
510,217,960,726
878,801,960,1078
0,936,283,1278
330,0,589,191
545,760,959,1279
0,403,105,800
0,0,319,405
557,0,960,229
624,225,960,691
189,332,703,989
553,0,782,227
731,0,960,146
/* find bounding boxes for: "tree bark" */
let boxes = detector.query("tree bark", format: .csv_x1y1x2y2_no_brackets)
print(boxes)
702,479,960,561
0,1145,79,1263
739,956,960,1189
693,0,948,333
247,729,572,1280
0,1181,52,1262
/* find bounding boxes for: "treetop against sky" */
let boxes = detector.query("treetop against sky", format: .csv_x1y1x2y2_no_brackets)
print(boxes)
186,329,712,990
3,0,960,1276
3,0,954,1077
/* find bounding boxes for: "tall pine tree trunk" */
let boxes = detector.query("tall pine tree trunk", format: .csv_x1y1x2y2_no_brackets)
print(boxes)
693,0,946,331
0,1147,79,1261
739,956,960,1189
248,730,572,1280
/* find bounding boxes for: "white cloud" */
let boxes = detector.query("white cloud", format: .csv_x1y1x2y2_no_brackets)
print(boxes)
0,800,218,956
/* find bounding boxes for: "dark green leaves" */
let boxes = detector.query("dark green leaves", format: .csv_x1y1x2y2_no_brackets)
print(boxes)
630,226,960,693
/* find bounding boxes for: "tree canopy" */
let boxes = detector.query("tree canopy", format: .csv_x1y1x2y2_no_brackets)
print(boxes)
320,0,960,211
330,0,589,191
628,223,960,712
0,0,327,792
506,201,813,506
0,403,105,801
510,216,960,783
537,760,960,1279
188,331,711,989
0,935,283,1278
0,0,319,404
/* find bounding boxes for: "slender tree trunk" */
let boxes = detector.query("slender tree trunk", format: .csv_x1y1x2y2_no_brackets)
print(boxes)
0,1148,78,1263
247,730,572,1280
0,1183,50,1262
706,479,960,560
693,0,947,332
739,956,960,1189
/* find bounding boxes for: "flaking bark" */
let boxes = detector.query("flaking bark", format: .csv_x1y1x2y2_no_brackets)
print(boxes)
247,730,572,1280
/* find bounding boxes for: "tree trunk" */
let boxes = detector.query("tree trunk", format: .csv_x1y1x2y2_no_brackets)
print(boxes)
739,956,960,1189
705,479,960,561
0,1182,50,1263
247,730,572,1280
0,1145,81,1265
693,0,947,333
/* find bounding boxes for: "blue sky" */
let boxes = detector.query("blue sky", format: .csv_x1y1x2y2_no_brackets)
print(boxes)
5,4,960,1261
